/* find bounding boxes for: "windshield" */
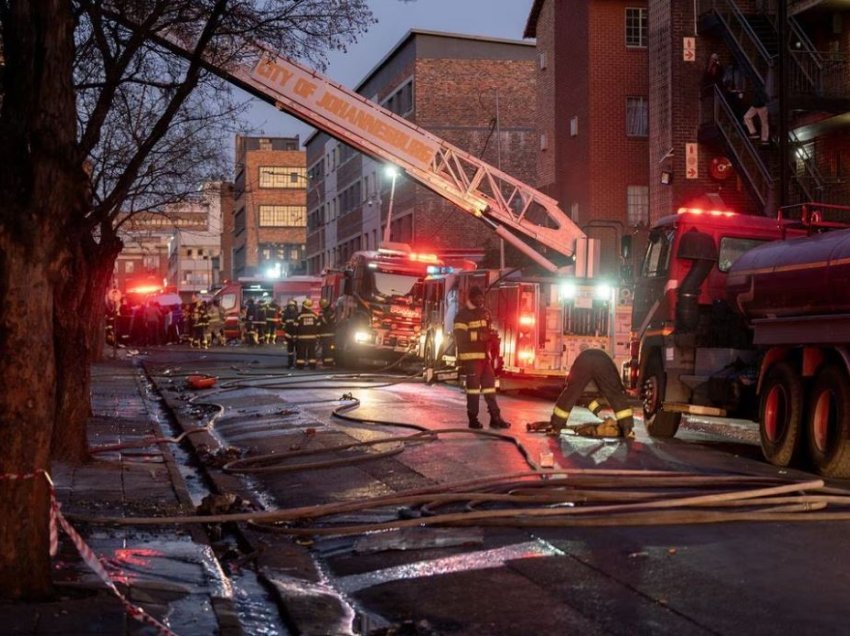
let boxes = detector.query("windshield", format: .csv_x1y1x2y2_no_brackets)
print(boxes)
372,272,420,298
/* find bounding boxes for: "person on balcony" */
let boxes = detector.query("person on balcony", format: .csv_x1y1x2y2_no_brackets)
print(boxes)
744,86,770,145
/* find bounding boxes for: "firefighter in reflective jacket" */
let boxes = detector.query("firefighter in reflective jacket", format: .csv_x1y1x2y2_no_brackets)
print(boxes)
295,299,319,369
453,286,511,430
528,348,634,439
282,299,299,368
318,298,336,367
266,300,282,344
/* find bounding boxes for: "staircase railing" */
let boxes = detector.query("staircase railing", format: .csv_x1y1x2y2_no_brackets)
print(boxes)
698,0,775,89
701,85,774,208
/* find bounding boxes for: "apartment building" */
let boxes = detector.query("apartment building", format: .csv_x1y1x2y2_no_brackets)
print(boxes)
305,30,537,274
525,0,650,277
232,135,307,279
527,0,849,239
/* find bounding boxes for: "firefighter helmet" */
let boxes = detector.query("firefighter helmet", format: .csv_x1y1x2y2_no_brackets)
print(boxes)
320,298,329,309
303,298,313,309
288,299,297,307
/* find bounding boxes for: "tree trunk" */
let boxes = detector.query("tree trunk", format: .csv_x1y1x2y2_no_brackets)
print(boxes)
0,0,82,598
0,246,59,599
51,235,121,463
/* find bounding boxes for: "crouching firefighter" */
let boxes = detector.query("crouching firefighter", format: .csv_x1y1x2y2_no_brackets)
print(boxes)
454,286,511,430
528,348,634,438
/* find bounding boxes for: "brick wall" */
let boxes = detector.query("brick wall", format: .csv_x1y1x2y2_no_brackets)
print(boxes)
413,55,537,265
233,147,306,275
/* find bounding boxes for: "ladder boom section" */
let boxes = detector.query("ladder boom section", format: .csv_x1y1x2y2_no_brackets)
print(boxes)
129,20,586,264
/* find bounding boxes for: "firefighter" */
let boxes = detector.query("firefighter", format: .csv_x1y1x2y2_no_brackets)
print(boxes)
193,301,210,349
254,298,268,345
282,299,299,368
244,298,259,345
528,348,634,438
318,298,336,367
295,298,319,369
454,286,511,430
266,299,282,344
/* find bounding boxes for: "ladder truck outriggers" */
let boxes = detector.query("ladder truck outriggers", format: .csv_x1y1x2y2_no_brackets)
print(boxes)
117,13,629,381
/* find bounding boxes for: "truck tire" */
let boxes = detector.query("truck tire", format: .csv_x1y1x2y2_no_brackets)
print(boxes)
759,362,804,468
806,365,850,478
642,355,682,438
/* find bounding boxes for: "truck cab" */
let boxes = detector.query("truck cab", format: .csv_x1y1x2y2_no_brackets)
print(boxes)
630,206,799,437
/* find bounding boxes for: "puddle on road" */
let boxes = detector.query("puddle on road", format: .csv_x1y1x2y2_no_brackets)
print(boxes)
333,539,564,595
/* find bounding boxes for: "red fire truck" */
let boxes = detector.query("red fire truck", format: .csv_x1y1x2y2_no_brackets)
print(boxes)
628,202,850,477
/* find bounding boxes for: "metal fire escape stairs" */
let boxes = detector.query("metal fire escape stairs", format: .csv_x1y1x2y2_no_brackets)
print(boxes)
108,12,586,275
697,0,839,211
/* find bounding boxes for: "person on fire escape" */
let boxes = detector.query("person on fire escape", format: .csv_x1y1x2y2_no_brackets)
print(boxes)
454,286,511,430
528,348,634,439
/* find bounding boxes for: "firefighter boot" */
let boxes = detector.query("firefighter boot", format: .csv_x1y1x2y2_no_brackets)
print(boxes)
468,413,483,430
489,411,511,429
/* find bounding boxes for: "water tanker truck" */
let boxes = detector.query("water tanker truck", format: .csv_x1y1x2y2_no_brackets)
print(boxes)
628,202,850,477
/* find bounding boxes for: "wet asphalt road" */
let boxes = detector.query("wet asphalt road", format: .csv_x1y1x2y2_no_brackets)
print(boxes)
140,345,850,636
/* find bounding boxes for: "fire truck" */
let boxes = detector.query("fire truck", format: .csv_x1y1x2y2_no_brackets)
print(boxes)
628,201,850,477
213,276,322,342
321,244,453,366
116,15,627,379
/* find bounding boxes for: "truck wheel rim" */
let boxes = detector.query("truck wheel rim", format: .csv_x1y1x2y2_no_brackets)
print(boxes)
764,385,786,442
812,391,834,454
643,377,659,414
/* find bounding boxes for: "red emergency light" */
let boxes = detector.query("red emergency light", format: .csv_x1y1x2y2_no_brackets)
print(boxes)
517,348,535,363
127,284,163,295
677,207,736,217
519,314,536,328
409,252,439,263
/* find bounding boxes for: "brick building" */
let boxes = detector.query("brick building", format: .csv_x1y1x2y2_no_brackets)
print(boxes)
305,30,537,274
525,0,650,277
527,0,849,246
232,135,307,279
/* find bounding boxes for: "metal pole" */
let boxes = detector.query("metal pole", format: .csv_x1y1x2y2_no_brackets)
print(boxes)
495,90,505,270
383,171,397,244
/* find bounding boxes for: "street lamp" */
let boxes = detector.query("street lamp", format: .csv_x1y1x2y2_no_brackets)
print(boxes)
382,165,399,244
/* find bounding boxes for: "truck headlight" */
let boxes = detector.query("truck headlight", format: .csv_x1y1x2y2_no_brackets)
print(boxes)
354,331,370,344
595,283,612,301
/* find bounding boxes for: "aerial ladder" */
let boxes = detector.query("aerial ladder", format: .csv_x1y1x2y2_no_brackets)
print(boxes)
112,13,590,274
109,13,626,378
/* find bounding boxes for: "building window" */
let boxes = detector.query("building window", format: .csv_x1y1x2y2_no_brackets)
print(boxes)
626,97,649,137
125,261,135,274
234,207,246,235
626,8,648,48
383,80,414,116
627,185,649,226
259,166,307,188
259,138,272,151
258,205,306,227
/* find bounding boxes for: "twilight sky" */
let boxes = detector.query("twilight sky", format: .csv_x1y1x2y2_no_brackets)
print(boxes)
245,0,535,142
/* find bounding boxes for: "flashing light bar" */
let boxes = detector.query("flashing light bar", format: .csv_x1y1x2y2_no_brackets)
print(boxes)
677,207,736,217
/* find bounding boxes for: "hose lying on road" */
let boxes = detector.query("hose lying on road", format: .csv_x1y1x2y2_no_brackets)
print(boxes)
68,469,850,534
104,364,850,535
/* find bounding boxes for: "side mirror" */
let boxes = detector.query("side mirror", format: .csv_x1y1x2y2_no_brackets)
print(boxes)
342,270,353,295
620,235,632,259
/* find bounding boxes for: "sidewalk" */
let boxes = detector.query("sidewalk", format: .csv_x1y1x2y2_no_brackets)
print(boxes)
0,354,242,636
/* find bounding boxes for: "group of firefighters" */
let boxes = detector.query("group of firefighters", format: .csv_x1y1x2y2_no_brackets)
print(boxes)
123,286,634,440
240,296,336,369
